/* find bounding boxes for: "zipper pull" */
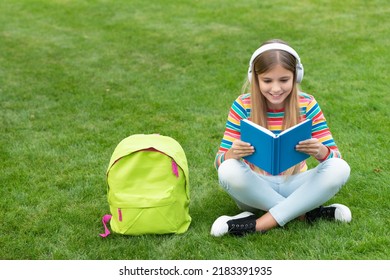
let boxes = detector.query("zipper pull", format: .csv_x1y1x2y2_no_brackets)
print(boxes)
172,160,179,177
118,208,122,222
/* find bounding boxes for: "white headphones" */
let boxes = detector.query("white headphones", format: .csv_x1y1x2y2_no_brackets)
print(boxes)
247,43,304,83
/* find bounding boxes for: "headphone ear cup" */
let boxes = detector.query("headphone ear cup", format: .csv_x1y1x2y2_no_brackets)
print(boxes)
295,63,304,83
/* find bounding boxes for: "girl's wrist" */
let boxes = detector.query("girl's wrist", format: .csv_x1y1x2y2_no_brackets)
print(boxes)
225,148,234,160
316,145,331,161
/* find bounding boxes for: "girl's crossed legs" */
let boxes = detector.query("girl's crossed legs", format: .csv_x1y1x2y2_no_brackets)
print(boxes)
212,158,351,236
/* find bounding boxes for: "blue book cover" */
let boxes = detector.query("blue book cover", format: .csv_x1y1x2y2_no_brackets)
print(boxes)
240,118,312,175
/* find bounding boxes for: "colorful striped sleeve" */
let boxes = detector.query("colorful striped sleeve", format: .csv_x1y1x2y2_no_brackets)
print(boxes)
214,94,251,169
303,94,342,161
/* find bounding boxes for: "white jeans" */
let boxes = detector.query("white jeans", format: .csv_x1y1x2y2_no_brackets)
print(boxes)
217,158,351,226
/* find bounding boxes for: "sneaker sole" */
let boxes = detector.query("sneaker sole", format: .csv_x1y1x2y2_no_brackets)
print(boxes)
329,203,352,223
210,211,254,237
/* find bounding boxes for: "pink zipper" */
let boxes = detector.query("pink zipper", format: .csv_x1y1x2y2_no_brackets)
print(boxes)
118,208,122,222
172,160,179,177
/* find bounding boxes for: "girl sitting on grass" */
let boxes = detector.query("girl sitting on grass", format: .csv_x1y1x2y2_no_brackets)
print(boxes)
211,39,351,237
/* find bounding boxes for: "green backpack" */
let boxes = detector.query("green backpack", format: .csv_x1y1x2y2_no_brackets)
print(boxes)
99,134,191,237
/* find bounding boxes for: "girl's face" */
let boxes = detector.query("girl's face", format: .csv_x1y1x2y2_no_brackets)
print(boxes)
257,64,294,110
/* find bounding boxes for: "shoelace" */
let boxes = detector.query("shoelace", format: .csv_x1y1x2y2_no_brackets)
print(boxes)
228,216,257,235
230,222,255,229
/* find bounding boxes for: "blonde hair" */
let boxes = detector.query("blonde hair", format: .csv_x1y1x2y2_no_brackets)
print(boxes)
243,39,302,175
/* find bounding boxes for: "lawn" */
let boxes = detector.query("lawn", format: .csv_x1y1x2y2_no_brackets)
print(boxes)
0,0,389,260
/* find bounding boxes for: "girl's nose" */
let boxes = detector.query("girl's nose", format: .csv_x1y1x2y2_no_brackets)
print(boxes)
271,82,282,93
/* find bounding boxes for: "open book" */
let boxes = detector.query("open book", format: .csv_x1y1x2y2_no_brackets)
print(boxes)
240,118,312,175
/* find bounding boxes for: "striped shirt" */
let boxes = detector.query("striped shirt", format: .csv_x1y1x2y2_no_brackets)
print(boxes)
215,92,342,174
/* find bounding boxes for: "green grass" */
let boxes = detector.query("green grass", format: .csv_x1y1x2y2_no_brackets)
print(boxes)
0,0,389,260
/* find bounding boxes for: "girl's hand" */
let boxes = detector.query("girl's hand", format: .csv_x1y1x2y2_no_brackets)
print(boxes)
226,140,255,160
296,138,327,158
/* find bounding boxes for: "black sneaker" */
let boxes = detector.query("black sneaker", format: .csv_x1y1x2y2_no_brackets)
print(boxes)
305,203,352,224
210,212,257,237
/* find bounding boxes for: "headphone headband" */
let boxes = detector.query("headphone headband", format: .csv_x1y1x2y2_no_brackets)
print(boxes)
247,43,304,83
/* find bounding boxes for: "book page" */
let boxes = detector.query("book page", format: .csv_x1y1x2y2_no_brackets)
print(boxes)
241,119,276,138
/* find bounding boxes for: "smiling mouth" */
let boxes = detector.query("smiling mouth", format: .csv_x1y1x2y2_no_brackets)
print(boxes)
269,92,284,97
